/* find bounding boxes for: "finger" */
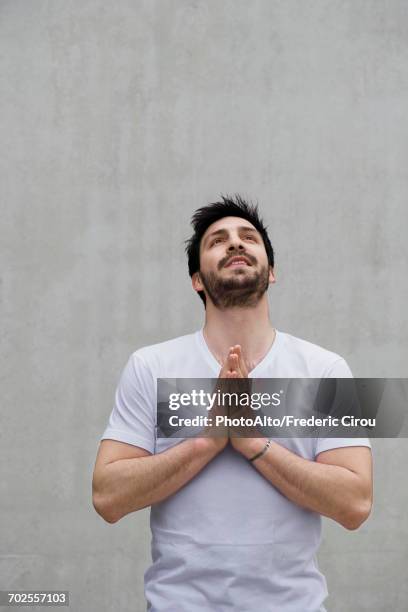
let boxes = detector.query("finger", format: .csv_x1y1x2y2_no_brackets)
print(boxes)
230,345,244,366
229,345,241,357
233,345,249,377
228,353,240,373
227,352,238,365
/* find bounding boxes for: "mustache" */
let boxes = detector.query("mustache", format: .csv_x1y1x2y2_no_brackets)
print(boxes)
218,252,257,270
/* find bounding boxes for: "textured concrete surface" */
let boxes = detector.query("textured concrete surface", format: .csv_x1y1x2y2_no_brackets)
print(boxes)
1,1,407,610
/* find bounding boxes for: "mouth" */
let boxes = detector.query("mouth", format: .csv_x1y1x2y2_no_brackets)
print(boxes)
225,256,252,268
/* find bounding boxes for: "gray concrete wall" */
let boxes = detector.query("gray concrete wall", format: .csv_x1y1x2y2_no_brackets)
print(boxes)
1,1,407,610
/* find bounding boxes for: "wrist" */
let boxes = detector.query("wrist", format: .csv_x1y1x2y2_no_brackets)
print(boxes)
193,435,227,455
237,437,270,460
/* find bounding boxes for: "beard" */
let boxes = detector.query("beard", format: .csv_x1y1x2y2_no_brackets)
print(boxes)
199,263,270,309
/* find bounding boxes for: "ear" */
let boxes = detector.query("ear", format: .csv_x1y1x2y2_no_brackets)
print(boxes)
269,266,276,285
192,271,204,292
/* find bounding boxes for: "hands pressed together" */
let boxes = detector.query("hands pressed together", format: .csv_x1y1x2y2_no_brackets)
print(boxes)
219,344,249,380
205,345,262,456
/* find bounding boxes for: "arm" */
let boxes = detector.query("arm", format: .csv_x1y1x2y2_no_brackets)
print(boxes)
234,437,373,530
92,436,225,524
226,345,373,530
93,353,234,524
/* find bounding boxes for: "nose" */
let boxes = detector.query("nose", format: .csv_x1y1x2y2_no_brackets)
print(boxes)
227,235,245,252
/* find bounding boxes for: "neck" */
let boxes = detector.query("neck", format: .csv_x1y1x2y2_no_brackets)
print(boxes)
202,295,276,369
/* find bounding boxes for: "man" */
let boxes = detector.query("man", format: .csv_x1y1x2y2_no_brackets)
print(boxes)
92,195,373,612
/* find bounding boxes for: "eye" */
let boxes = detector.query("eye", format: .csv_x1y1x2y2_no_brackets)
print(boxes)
211,237,224,246
244,235,256,241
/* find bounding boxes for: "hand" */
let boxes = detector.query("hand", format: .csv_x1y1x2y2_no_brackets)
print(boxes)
200,345,251,452
199,348,242,453
222,346,262,455
223,344,249,379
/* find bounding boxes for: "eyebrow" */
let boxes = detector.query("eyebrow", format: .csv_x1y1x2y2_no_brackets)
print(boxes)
204,226,259,246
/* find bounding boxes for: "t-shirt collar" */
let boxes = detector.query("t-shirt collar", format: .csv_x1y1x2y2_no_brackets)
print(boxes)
196,327,281,377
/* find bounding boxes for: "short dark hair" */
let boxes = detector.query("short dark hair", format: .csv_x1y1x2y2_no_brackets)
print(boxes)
185,194,275,306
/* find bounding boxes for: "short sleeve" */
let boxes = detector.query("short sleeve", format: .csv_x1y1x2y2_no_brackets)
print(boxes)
314,358,372,458
100,353,156,454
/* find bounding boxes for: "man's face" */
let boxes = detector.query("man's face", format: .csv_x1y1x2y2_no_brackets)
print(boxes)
193,216,275,308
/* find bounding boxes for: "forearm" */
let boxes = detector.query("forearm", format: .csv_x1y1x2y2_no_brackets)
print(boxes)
94,437,222,523
240,438,370,529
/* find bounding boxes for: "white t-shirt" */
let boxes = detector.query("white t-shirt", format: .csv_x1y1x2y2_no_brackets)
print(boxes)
101,329,371,612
